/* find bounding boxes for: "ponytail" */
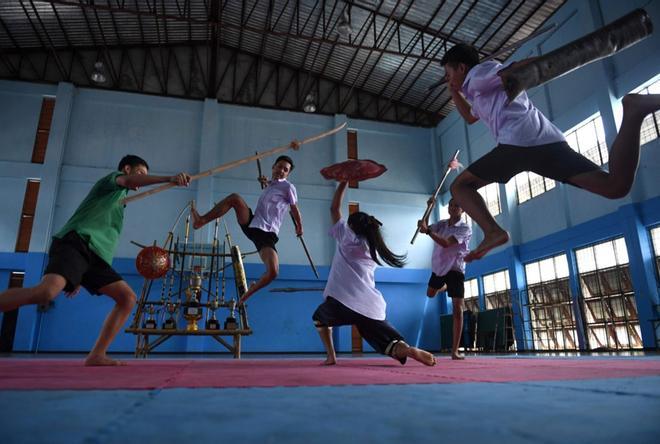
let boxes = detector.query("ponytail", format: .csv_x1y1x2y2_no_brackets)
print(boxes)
347,212,407,268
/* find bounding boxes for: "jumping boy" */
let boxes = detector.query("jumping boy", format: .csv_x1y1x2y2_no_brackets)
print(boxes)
418,197,471,359
442,43,660,261
191,151,303,304
0,155,191,366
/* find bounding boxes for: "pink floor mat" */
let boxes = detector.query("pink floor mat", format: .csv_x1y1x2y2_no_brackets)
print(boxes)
1,357,659,390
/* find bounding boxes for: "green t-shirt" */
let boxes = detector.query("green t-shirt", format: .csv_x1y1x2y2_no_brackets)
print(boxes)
54,171,129,265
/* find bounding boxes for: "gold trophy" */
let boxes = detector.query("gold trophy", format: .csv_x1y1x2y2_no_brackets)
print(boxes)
183,273,203,331
206,298,220,330
224,299,238,330
163,300,178,329
143,304,157,329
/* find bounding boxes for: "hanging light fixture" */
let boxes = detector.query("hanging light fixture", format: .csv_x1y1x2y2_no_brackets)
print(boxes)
337,7,353,39
303,93,317,113
91,61,107,84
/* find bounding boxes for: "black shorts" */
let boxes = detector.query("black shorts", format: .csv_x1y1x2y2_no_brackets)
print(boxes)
428,270,465,299
312,296,407,364
44,231,123,295
467,141,600,185
240,209,279,252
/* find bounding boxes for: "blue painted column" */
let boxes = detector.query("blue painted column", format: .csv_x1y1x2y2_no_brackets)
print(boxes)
566,248,588,350
507,246,532,350
477,276,486,311
618,204,659,348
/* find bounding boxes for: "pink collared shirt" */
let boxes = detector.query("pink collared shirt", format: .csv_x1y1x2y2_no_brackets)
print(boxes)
323,219,387,320
430,219,472,276
249,179,297,234
462,60,565,146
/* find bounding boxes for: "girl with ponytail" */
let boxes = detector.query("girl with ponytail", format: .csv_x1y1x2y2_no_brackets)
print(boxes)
312,181,436,366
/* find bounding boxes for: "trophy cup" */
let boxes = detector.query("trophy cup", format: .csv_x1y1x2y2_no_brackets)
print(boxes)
224,299,238,330
183,273,203,331
206,298,220,330
143,304,157,329
163,300,178,330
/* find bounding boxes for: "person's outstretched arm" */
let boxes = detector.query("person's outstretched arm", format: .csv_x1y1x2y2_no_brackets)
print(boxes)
117,172,190,190
330,181,348,224
290,204,303,236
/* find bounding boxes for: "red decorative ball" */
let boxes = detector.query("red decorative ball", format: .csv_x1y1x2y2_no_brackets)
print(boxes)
136,246,170,280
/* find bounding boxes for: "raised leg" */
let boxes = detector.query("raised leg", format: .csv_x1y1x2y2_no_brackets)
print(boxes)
239,247,279,304
0,274,65,312
569,94,660,198
191,193,251,229
450,170,509,262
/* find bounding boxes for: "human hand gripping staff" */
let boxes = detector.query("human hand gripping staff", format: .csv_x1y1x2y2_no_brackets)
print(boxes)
410,149,461,245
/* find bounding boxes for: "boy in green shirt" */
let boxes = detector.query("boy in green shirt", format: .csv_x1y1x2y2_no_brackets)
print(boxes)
0,155,190,366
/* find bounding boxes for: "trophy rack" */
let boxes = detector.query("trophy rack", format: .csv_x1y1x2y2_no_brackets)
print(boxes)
126,202,255,358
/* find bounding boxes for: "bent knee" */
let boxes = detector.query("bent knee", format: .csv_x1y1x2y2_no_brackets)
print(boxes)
602,185,631,200
34,286,60,304
115,291,137,310
264,269,279,282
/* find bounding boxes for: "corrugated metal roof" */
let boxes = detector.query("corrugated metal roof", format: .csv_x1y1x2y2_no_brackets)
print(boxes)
0,0,565,126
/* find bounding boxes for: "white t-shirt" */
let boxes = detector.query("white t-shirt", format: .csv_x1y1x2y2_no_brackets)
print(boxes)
249,179,297,234
462,60,565,146
323,219,387,320
430,219,472,276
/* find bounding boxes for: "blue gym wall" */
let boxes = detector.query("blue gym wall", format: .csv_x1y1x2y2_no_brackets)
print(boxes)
435,0,660,348
1,0,659,353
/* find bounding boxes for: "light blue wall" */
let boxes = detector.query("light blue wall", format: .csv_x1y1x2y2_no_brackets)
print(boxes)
0,79,440,353
2,0,659,353
435,0,660,348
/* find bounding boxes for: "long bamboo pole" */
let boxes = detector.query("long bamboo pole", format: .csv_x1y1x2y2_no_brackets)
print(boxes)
122,122,347,204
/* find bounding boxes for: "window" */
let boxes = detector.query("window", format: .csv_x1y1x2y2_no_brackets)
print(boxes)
650,226,660,279
464,278,480,312
515,172,555,204
565,114,608,166
635,78,660,145
438,203,470,224
477,183,501,216
575,238,642,350
483,269,510,309
523,254,578,350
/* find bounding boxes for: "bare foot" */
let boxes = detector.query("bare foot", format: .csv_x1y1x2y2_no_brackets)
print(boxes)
622,93,660,120
322,357,337,366
407,347,437,366
452,353,466,360
465,229,509,262
190,208,205,230
84,355,126,366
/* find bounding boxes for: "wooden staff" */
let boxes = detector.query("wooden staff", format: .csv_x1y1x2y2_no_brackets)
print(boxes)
410,149,460,245
427,23,557,91
257,154,320,279
122,122,347,204
269,287,325,293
